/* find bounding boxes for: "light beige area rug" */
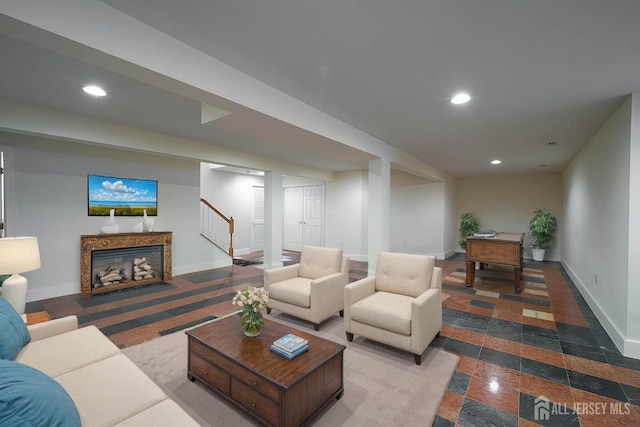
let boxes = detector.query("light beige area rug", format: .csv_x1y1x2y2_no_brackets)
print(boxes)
122,312,459,426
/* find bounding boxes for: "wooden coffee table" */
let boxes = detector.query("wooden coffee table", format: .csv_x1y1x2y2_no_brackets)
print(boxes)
186,315,346,426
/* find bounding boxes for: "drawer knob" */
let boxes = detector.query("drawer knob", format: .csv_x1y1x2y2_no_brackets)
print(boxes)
252,403,256,407
253,381,258,385
204,371,208,376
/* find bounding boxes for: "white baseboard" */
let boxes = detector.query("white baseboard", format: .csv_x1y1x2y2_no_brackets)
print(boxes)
232,247,252,256
443,249,458,259
173,259,232,276
28,282,80,302
561,259,640,359
346,253,367,262
624,338,640,359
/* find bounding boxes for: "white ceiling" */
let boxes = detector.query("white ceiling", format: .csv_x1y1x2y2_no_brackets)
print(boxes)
1,1,639,177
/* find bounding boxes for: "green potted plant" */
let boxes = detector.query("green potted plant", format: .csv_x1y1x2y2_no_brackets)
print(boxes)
529,209,557,261
459,213,480,251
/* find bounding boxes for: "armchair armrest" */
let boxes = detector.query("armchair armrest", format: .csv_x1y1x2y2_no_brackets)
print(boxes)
344,276,376,331
411,288,442,353
430,266,443,290
264,263,300,289
310,271,348,310
310,271,347,290
344,276,376,306
27,315,79,342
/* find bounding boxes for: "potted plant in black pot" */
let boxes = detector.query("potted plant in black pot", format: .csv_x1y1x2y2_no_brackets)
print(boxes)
459,212,480,251
529,209,557,261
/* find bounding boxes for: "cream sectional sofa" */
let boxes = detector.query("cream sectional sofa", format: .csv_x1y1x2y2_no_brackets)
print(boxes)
15,315,199,426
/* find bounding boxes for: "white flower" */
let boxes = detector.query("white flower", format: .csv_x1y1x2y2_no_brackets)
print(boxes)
232,286,269,312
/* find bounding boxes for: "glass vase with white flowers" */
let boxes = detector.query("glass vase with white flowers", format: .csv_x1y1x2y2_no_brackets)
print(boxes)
232,286,269,337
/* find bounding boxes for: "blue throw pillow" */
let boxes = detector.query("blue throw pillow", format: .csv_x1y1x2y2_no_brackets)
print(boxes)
0,359,81,426
0,297,30,360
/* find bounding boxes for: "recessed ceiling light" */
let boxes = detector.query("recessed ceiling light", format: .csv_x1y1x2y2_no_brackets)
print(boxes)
451,92,471,104
83,85,107,97
491,160,501,165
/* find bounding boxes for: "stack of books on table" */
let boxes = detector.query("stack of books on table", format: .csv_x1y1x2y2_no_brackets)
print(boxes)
270,333,309,360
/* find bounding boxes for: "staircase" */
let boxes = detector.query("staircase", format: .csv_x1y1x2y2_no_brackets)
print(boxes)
200,198,234,257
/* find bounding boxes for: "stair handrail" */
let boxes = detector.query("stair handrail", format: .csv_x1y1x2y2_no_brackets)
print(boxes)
200,198,234,257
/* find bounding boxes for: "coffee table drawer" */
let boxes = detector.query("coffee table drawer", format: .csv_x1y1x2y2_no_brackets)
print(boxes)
230,363,280,402
190,353,230,394
191,340,231,366
231,378,280,426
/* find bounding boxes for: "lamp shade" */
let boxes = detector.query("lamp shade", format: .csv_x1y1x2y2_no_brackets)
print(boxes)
0,237,41,275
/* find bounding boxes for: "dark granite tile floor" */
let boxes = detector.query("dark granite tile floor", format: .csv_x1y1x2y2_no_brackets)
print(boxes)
26,251,640,425
434,255,640,426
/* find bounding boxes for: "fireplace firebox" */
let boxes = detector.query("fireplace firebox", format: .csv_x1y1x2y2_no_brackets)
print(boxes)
80,232,172,295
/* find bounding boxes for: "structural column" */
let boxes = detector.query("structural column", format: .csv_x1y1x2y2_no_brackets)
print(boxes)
367,158,390,274
263,171,283,269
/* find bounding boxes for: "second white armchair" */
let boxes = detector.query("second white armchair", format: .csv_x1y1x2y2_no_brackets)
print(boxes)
344,252,442,364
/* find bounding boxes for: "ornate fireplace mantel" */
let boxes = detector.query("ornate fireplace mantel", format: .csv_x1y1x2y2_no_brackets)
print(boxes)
80,232,172,295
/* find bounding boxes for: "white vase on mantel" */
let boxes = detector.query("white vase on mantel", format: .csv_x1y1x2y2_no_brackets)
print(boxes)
143,210,154,232
101,209,120,234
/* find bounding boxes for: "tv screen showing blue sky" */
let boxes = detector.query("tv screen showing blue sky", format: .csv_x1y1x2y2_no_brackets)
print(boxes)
88,175,157,209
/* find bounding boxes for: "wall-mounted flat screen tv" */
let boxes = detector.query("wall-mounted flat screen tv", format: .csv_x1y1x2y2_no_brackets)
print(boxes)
88,174,158,216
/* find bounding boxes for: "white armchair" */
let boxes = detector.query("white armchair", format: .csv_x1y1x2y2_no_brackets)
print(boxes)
264,245,349,331
344,252,442,365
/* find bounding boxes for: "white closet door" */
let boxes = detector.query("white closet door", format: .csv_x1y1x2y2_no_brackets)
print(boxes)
302,185,324,247
283,187,303,251
283,184,324,251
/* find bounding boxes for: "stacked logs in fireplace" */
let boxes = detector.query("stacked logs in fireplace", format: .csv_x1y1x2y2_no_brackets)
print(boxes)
95,264,128,287
94,257,157,288
92,245,162,291
133,257,155,281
